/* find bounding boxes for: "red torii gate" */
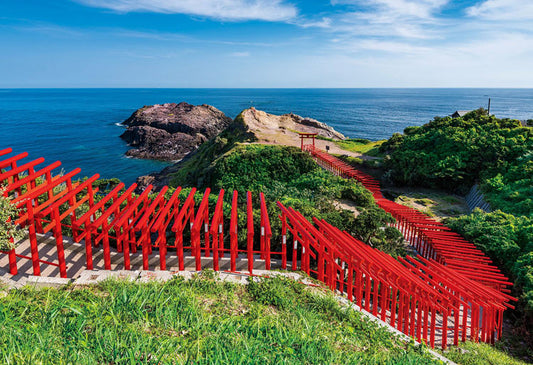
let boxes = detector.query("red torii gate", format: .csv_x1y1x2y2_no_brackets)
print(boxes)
0,147,516,349
304,145,513,293
0,148,278,278
298,132,317,151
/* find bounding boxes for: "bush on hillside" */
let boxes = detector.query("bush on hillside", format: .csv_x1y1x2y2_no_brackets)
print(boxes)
446,210,533,314
0,187,24,250
481,152,533,218
380,109,532,191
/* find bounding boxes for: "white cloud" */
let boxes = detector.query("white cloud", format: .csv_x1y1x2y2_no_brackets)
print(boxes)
332,0,447,20
297,17,332,29
230,51,250,57
367,0,447,19
74,0,297,21
326,0,449,41
467,0,533,21
3,22,85,37
357,39,430,54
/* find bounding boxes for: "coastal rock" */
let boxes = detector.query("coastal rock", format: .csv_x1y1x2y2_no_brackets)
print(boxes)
121,102,232,160
239,107,345,143
135,107,347,191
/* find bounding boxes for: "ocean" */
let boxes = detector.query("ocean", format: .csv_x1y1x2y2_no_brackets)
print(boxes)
1,88,532,185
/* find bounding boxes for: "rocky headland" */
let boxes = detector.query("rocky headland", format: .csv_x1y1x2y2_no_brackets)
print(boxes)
240,107,345,142
131,105,348,190
120,102,232,160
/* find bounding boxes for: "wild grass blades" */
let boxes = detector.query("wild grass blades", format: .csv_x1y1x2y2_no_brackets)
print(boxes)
439,340,529,365
0,275,441,364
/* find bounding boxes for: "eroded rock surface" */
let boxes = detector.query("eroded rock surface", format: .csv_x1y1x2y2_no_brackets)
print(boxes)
239,107,345,143
121,102,232,160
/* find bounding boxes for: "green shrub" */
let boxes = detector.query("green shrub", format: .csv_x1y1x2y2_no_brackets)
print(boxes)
381,109,532,191
446,210,533,313
481,152,533,218
0,187,24,250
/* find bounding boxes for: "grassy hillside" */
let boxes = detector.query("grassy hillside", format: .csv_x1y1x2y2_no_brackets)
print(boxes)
439,341,528,365
168,112,256,188
168,135,405,256
0,275,440,364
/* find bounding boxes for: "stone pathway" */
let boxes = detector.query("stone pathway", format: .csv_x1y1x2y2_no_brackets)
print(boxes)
0,232,279,288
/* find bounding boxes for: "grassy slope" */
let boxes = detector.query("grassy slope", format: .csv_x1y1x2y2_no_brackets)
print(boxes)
168,114,256,188
388,190,469,220
0,275,439,364
167,136,408,256
317,137,385,157
336,139,385,156
439,341,528,365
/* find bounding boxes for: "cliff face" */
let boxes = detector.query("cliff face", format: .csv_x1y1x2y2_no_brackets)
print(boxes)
120,102,232,161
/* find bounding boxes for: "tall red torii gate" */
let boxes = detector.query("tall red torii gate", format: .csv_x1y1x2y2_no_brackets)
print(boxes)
298,132,317,151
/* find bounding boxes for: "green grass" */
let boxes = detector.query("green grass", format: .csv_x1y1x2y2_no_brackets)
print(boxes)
440,341,529,365
316,137,385,157
389,190,469,220
336,139,385,156
0,275,440,364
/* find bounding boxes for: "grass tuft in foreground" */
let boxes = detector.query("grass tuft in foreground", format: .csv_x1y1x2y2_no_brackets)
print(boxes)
439,341,529,365
0,275,440,364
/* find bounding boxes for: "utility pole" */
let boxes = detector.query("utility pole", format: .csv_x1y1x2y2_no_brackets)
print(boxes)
487,97,491,115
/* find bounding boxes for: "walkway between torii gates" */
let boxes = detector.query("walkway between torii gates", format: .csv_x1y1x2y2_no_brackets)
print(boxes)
0,147,515,349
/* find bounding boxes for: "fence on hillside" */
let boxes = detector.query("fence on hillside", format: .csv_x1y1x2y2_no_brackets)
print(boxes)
0,146,514,349
465,184,492,212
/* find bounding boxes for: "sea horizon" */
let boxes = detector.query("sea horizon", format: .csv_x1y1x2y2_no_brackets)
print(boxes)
2,87,532,89
2,88,532,184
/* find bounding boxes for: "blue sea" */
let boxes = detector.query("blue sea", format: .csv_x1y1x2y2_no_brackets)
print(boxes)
1,88,532,185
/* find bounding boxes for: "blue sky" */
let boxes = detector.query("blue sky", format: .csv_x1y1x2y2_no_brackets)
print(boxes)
0,0,532,87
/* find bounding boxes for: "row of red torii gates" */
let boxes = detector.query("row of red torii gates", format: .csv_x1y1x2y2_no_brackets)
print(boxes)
0,145,515,349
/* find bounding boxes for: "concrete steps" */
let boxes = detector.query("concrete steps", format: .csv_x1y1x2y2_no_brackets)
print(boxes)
1,232,282,283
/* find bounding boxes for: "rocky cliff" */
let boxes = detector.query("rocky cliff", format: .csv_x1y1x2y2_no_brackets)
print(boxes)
238,107,345,143
133,107,347,191
120,102,232,160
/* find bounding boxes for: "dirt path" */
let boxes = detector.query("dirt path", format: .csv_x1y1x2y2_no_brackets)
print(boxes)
254,131,364,158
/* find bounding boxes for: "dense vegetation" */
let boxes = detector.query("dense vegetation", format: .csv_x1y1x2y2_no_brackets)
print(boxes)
170,140,404,256
381,109,533,351
481,152,533,218
0,276,440,364
446,210,533,318
380,109,532,192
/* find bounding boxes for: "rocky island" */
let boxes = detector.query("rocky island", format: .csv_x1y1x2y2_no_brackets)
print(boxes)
120,102,232,160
